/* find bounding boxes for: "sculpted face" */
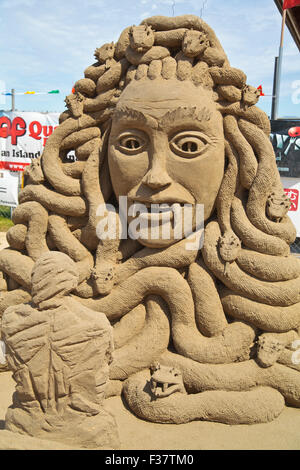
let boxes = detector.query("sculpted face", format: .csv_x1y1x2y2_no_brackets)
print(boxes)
108,79,225,248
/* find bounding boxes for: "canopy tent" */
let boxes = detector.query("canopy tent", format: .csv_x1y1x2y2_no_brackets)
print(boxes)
274,0,300,52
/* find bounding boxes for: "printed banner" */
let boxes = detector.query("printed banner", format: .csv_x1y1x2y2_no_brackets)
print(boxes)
0,111,60,171
271,119,300,237
271,119,300,178
0,170,19,207
281,177,300,236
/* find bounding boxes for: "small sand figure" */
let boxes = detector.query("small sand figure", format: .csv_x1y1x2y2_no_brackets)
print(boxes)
182,30,210,57
2,252,119,449
94,42,115,68
267,190,291,222
150,362,186,398
64,91,85,118
129,25,155,52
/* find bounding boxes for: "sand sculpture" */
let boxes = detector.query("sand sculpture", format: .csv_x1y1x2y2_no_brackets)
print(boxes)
1,14,300,435
1,252,120,449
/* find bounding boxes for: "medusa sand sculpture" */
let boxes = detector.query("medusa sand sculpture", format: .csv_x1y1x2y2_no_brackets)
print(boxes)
2,15,300,427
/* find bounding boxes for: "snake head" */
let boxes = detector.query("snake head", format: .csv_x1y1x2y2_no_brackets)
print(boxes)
129,25,154,53
182,30,210,58
242,85,260,107
256,334,285,368
149,363,186,398
219,231,241,263
24,157,44,184
64,92,84,118
91,261,115,295
94,42,115,63
267,191,291,222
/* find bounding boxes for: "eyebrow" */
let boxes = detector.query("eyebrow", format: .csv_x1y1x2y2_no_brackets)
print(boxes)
159,106,212,128
112,106,158,129
112,105,212,130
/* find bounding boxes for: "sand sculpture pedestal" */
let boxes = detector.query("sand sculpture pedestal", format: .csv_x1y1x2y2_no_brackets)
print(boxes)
1,252,119,449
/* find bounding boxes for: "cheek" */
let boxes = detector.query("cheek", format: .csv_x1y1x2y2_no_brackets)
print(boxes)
166,141,225,216
108,145,149,196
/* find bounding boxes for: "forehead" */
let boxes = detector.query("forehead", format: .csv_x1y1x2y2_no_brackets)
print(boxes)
115,78,218,120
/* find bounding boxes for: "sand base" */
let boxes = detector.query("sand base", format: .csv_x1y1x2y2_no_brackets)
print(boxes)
0,371,299,450
0,231,299,450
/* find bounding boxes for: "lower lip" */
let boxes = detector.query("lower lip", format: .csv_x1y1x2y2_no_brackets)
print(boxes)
128,202,194,226
138,209,174,223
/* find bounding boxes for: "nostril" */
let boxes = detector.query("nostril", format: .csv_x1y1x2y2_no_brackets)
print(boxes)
142,170,172,189
147,181,170,189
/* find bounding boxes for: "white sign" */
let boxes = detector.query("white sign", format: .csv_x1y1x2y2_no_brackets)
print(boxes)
281,176,300,237
0,111,59,171
0,170,19,207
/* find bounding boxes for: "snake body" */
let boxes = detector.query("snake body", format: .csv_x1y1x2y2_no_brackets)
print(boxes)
123,371,284,425
1,14,300,428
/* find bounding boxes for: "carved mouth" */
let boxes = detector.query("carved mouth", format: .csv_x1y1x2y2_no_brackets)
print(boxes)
150,378,181,397
131,198,192,206
128,201,194,222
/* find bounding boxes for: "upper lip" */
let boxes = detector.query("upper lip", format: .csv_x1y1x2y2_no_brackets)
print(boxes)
129,197,193,206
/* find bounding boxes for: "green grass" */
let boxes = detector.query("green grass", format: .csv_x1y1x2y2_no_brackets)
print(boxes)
0,206,13,232
0,216,13,232
0,206,11,218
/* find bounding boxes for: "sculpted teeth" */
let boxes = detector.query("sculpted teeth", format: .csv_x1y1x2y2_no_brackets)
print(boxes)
151,379,157,390
132,202,187,209
151,379,170,395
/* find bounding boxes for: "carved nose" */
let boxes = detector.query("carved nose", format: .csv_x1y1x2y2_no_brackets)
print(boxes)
142,166,172,189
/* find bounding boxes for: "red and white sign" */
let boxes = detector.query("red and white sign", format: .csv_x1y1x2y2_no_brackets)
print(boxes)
284,188,299,211
0,161,30,171
282,177,300,236
0,111,59,172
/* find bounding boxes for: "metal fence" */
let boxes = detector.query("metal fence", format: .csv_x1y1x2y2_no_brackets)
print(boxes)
0,205,12,219
291,237,300,254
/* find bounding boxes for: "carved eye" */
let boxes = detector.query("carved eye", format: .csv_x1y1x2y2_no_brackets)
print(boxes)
117,132,146,155
170,132,210,158
123,138,140,149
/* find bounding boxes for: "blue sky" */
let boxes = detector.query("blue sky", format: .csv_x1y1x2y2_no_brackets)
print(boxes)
1,0,299,118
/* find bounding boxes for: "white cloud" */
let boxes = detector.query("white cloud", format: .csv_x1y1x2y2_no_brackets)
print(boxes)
1,0,299,116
